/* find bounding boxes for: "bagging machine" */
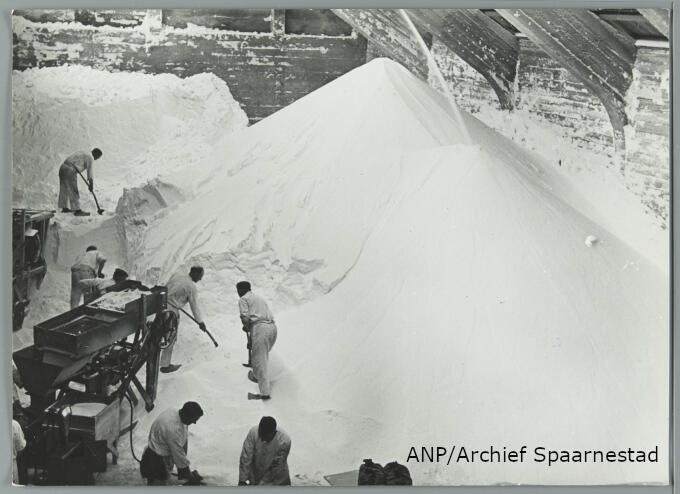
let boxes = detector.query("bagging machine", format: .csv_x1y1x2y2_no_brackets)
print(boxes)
13,287,178,485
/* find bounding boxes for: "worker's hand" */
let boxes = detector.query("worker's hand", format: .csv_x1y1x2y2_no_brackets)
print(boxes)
198,322,207,332
88,178,94,192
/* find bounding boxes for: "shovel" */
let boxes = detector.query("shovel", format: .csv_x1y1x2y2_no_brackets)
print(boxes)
168,302,219,347
73,167,105,215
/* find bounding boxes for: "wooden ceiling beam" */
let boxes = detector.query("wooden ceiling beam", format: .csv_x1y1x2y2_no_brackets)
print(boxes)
331,9,428,79
497,8,636,151
638,8,670,39
409,9,519,109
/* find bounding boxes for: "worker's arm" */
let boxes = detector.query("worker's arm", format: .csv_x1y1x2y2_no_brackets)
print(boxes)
78,278,104,289
85,154,94,182
238,298,252,329
259,434,291,485
187,284,204,324
167,428,191,470
96,253,106,277
238,428,256,484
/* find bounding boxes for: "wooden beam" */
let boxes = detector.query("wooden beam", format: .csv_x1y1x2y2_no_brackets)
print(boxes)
638,8,670,39
597,13,646,23
331,9,428,79
497,8,636,152
409,9,519,109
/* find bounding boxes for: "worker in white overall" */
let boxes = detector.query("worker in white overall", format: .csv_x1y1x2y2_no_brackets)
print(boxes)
239,416,291,486
160,266,207,373
237,281,277,400
58,148,102,216
70,245,106,308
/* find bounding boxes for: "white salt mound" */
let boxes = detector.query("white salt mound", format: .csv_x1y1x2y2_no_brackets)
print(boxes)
12,65,249,210
124,59,668,485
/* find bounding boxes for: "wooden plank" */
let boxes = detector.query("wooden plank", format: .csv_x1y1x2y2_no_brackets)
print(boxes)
638,8,670,38
598,13,645,22
497,8,636,151
163,9,272,32
285,9,353,36
324,470,358,486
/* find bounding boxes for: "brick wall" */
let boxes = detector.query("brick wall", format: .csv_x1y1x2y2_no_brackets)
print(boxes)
623,45,671,224
433,37,615,154
432,36,669,225
12,9,367,124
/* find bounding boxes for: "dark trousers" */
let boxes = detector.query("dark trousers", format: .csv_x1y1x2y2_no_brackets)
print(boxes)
140,447,168,484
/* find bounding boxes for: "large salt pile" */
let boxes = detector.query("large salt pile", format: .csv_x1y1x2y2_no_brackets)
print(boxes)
12,65,249,210
114,59,667,485
12,65,248,340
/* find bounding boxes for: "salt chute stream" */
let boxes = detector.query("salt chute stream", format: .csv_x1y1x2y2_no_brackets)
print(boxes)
399,9,472,145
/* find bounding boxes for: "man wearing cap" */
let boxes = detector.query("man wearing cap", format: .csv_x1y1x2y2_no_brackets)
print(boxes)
239,416,291,486
160,266,207,373
140,401,204,485
78,268,129,302
237,281,277,400
70,245,106,308
58,148,103,216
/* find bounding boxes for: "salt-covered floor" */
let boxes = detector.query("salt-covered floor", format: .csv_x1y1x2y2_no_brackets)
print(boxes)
12,58,669,485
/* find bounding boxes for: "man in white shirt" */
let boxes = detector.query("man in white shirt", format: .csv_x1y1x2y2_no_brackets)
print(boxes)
239,416,291,486
58,148,103,216
237,281,277,399
140,401,204,485
160,266,207,373
70,245,107,308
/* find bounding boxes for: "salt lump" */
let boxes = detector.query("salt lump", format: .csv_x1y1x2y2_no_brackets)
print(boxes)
129,59,668,485
88,289,151,312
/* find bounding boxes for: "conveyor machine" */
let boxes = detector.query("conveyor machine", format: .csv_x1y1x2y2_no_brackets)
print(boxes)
12,287,177,485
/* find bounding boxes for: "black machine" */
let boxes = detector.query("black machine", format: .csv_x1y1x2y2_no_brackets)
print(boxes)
13,288,178,485
12,208,54,331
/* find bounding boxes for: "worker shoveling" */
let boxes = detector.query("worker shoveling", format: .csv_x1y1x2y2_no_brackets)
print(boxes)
57,148,104,216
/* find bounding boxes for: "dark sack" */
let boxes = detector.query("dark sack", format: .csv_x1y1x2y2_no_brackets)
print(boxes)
384,461,412,485
357,459,385,485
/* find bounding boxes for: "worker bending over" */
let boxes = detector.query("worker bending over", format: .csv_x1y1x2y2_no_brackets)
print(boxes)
160,266,207,373
58,148,102,216
78,268,128,301
239,416,291,486
237,281,277,400
70,245,106,308
140,401,204,485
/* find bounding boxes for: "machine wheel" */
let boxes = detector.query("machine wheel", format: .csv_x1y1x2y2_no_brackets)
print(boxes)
151,310,178,349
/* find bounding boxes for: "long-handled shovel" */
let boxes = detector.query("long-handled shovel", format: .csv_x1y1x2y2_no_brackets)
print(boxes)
242,328,252,368
74,167,105,215
168,302,219,347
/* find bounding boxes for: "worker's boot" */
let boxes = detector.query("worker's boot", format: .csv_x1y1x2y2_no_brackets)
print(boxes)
73,210,91,216
61,208,71,213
